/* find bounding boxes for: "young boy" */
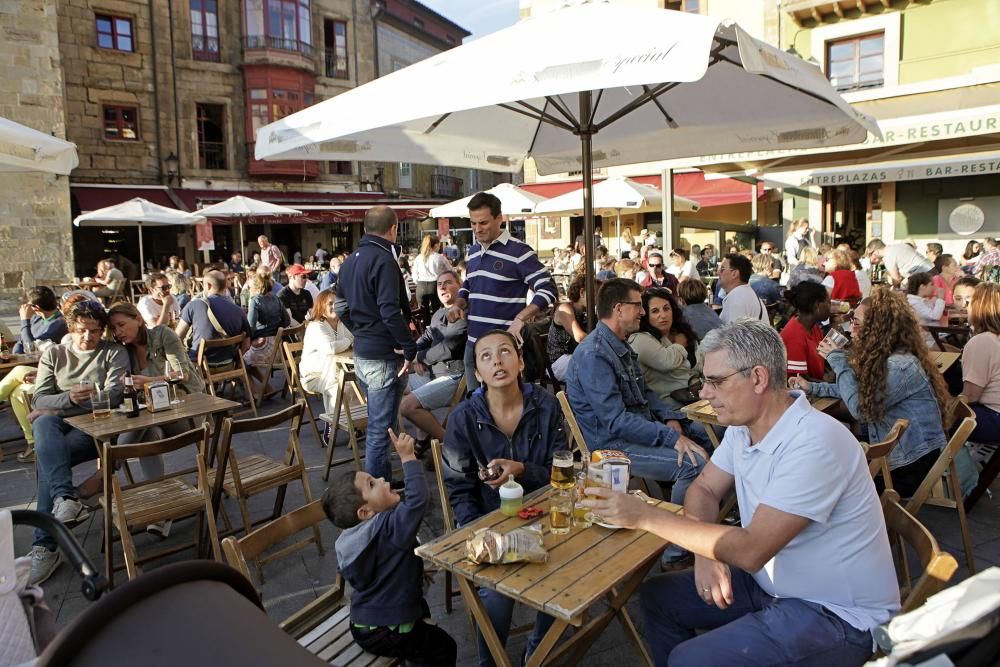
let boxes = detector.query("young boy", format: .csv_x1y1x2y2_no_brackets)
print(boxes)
325,428,456,666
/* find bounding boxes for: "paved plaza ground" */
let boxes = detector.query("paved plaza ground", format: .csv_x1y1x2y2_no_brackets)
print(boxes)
3,389,999,665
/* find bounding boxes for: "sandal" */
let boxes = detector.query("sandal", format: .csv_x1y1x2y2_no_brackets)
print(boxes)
16,447,35,463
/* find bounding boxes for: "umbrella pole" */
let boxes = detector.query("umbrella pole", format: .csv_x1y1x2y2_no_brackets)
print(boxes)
239,219,246,261
616,210,622,258
579,90,597,332
137,221,145,277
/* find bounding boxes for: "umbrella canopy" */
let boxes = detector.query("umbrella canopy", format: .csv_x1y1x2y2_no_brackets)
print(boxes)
73,197,205,270
534,176,700,216
0,116,78,175
429,182,547,218
253,3,879,325
196,195,301,255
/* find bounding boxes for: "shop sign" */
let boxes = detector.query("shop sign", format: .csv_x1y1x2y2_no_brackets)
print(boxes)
800,155,1000,187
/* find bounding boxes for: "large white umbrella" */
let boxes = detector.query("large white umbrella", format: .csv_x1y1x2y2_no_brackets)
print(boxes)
73,197,205,271
534,176,701,255
429,182,547,218
195,195,301,259
0,116,78,175
254,3,878,320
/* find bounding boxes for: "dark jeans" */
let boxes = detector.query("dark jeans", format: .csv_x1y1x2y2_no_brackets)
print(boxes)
415,281,439,326
878,448,939,498
354,357,408,482
970,402,1000,443
32,415,100,548
641,568,874,667
351,621,456,667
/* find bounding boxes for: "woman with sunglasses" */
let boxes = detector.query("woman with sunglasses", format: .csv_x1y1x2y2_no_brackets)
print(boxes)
790,288,949,496
628,287,701,408
137,272,180,328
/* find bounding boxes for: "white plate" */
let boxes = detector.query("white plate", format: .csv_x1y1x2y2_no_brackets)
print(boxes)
592,517,623,530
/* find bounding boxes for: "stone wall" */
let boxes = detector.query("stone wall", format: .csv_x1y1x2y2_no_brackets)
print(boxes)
0,0,73,309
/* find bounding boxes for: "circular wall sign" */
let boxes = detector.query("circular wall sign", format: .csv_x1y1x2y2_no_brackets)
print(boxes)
949,203,985,236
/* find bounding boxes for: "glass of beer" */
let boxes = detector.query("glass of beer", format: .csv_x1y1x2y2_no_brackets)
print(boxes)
92,389,111,420
573,467,592,528
549,490,572,535
550,450,575,490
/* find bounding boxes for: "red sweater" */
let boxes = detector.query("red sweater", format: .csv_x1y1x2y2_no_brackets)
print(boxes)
828,269,862,302
781,316,825,378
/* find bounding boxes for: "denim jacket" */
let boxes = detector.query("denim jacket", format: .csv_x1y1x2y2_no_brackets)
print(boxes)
810,350,946,469
565,321,686,452
442,382,567,527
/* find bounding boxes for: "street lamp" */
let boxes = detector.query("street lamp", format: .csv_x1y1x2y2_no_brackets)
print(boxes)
164,151,179,185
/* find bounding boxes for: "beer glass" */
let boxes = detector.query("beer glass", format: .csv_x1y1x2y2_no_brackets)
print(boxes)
573,467,592,528
550,450,575,490
549,490,572,535
92,389,111,420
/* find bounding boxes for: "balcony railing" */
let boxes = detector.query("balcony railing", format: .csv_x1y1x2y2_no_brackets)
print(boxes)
198,141,227,170
433,173,464,199
244,35,313,58
324,48,349,79
246,142,319,179
192,36,221,62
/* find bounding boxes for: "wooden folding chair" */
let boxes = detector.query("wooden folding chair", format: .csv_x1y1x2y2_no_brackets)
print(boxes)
101,425,221,588
321,367,369,480
128,279,146,303
881,489,959,613
210,401,322,581
556,390,591,460
442,375,468,427
429,439,463,615
252,324,296,408
861,418,909,490
198,333,258,416
221,501,398,666
281,338,325,448
905,401,977,574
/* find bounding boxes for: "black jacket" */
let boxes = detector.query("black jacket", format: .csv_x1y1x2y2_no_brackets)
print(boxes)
335,234,416,361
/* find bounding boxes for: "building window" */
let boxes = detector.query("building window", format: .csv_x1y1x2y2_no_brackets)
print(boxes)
683,0,699,12
103,105,139,140
329,160,352,175
190,0,220,61
324,19,348,79
245,0,312,55
196,103,226,169
96,14,133,52
246,83,313,140
398,162,412,190
826,33,884,92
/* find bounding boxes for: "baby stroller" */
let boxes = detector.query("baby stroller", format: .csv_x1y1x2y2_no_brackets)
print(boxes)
3,509,327,666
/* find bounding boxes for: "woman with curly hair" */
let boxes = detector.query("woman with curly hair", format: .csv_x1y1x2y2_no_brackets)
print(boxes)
628,287,702,408
790,287,949,496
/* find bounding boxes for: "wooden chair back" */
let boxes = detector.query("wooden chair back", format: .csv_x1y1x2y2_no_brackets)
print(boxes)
430,439,457,532
881,489,958,613
197,332,257,416
556,390,590,460
280,338,324,447
321,366,367,478
862,418,908,489
128,279,146,303
251,324,293,407
441,374,468,429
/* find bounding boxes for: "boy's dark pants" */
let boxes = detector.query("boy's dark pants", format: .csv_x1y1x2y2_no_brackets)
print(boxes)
351,620,457,666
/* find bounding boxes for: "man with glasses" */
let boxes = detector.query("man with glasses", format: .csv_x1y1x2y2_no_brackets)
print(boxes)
640,251,679,291
566,279,707,508
583,320,899,666
718,254,768,325
446,192,557,391
758,242,784,278
137,272,180,328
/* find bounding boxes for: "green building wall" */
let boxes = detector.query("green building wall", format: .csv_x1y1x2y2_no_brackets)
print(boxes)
893,173,1000,238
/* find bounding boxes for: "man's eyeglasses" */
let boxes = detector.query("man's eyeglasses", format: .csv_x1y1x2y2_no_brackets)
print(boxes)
702,367,753,390
617,300,642,308
648,263,663,268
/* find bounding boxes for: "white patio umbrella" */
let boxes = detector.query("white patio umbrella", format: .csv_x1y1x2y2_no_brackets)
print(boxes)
73,197,206,271
534,176,701,255
195,195,301,259
0,116,78,175
429,182,547,218
253,3,878,321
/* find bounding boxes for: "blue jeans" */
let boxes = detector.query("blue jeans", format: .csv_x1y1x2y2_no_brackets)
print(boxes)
476,588,554,667
622,443,704,505
464,342,480,394
640,569,873,667
354,357,408,482
32,415,99,548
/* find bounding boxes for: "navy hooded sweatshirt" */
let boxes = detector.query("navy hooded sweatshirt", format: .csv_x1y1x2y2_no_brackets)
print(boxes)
334,459,428,627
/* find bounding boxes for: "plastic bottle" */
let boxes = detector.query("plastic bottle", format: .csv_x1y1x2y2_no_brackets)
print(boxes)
499,475,523,517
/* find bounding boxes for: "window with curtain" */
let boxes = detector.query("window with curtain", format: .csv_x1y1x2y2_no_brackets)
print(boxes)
190,0,220,61
826,32,885,92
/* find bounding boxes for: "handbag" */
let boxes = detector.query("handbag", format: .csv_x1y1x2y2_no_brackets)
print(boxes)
670,375,704,406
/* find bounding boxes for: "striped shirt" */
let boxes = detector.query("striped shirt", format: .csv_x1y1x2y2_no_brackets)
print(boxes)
459,230,557,342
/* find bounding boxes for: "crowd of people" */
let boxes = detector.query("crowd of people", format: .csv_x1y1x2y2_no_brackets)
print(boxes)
7,193,1000,667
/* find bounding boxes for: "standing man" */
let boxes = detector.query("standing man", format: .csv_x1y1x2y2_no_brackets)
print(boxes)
866,239,933,287
279,264,314,324
314,242,329,266
718,254,768,324
583,320,898,666
446,192,557,391
784,218,813,269
258,235,282,283
229,251,244,274
336,206,416,482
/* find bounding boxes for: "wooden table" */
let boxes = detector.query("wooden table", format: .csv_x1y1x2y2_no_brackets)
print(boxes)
682,395,840,447
65,393,241,568
923,316,972,351
416,487,681,667
930,351,961,374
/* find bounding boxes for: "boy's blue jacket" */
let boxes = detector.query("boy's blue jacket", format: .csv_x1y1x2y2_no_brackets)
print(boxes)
334,459,427,626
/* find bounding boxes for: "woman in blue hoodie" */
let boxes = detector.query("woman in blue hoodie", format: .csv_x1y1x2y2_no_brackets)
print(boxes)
443,329,568,667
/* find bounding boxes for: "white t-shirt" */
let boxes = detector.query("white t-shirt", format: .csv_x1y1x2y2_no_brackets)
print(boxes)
667,261,699,281
137,295,180,328
882,243,933,277
711,391,900,636
720,284,767,324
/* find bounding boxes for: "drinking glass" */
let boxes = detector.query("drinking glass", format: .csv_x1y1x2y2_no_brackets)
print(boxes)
165,359,185,405
549,490,572,535
573,466,592,528
92,389,111,420
22,340,35,360
550,450,575,490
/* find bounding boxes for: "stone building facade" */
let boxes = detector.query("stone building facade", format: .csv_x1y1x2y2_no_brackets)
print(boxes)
0,0,73,304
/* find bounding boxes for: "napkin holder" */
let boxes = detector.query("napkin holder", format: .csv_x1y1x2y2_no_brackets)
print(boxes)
144,381,171,413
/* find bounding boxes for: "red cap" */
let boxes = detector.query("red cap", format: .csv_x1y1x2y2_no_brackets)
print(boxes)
286,264,310,276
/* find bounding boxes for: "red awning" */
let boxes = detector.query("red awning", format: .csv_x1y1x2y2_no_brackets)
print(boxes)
518,172,764,209
71,185,178,212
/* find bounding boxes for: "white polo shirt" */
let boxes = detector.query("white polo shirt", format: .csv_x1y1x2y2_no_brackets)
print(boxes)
711,391,900,635
720,283,767,324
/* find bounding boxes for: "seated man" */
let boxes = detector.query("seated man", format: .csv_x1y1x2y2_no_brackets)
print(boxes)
94,258,126,302
566,278,707,505
279,264,315,324
15,286,68,353
400,270,467,448
137,272,180,328
583,319,899,666
175,270,251,371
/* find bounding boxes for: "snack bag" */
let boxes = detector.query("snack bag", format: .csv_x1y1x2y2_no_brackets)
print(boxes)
466,524,548,564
